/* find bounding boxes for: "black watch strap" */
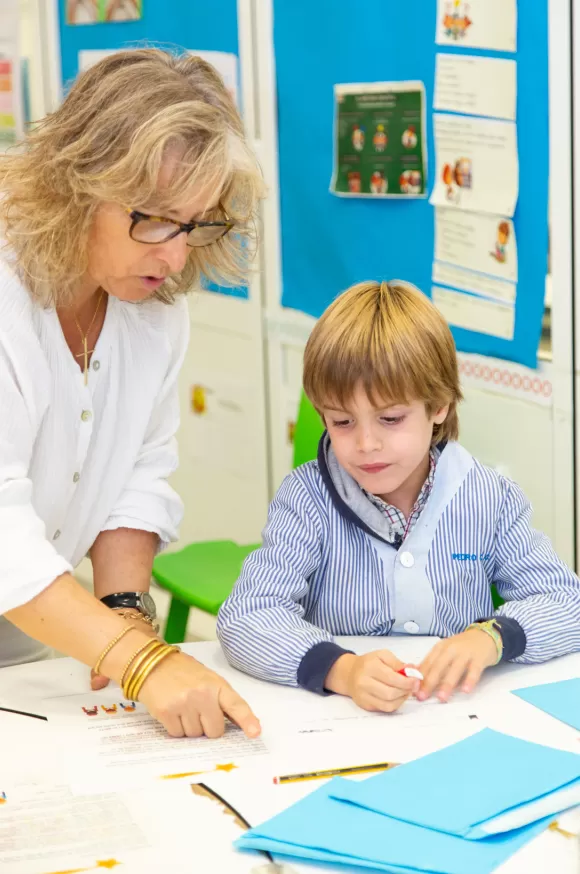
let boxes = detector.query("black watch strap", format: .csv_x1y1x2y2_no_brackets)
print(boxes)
100,592,156,620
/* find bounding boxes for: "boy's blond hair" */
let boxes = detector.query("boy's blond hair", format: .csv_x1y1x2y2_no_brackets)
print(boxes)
303,280,462,445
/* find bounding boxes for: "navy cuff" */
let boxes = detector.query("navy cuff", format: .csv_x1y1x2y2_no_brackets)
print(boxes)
297,642,353,695
478,616,527,661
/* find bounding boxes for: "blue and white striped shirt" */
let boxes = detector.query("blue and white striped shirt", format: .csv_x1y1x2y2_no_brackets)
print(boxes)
217,441,580,689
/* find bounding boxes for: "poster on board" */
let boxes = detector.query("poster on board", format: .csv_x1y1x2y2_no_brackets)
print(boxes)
430,113,518,217
0,58,18,150
433,263,516,306
331,81,427,198
436,0,516,53
0,1,23,151
434,54,516,121
67,0,142,25
432,286,515,341
434,208,517,283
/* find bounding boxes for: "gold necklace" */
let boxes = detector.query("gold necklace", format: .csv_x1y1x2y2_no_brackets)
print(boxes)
73,290,104,386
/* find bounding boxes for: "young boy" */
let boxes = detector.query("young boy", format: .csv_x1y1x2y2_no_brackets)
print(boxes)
217,280,580,713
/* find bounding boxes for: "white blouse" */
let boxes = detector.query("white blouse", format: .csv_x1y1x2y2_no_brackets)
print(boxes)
0,255,188,660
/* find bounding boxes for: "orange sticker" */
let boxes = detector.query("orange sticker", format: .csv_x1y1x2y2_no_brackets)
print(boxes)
191,384,207,415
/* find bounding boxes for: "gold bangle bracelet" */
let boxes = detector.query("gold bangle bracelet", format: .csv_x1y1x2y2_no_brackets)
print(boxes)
125,643,172,701
126,644,178,702
130,646,179,702
123,641,166,701
120,639,160,688
124,641,169,700
123,641,165,697
122,640,162,688
93,625,136,676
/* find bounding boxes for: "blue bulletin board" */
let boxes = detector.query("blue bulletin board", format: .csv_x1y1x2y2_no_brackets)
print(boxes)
273,1,549,369
58,0,247,299
58,0,238,84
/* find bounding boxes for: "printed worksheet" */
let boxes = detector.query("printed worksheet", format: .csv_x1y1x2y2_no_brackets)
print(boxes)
436,0,517,53
430,114,518,217
434,54,516,121
38,692,269,795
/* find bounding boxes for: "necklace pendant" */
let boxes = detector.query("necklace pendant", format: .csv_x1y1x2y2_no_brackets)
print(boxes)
83,337,89,386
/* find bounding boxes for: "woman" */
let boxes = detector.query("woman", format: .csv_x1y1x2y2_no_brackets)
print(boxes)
0,49,263,740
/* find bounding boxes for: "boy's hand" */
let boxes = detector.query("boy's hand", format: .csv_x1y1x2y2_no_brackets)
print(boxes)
325,651,421,713
417,629,499,703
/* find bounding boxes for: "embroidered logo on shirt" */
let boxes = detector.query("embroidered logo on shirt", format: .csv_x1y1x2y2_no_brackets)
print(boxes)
452,553,491,561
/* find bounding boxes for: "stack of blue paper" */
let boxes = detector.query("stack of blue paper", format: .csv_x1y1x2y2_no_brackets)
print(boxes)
236,729,580,874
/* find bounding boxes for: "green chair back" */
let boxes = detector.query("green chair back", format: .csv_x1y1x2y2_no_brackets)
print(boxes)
153,540,257,617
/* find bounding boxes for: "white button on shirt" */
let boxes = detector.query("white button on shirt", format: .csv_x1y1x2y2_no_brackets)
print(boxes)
400,551,415,568
0,256,188,618
404,621,420,634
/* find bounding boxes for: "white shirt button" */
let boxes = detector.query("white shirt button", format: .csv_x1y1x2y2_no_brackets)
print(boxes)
81,410,92,422
73,472,80,483
53,530,61,540
404,621,420,634
400,551,414,568
92,360,100,371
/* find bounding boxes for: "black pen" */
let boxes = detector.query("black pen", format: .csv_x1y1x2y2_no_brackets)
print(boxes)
0,705,47,721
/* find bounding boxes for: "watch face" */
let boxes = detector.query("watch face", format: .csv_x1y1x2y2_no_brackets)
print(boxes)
141,592,157,619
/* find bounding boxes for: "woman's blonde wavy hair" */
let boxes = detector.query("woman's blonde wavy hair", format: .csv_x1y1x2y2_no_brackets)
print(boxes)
0,48,265,304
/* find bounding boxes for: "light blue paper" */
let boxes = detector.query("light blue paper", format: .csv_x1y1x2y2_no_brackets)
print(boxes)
512,678,580,731
236,779,550,874
238,837,413,873
330,729,580,839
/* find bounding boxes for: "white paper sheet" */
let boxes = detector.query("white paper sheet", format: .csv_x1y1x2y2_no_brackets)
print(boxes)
434,54,517,121
433,262,516,305
430,114,518,217
40,692,269,795
78,49,239,106
433,208,518,294
0,781,259,874
480,782,580,836
436,0,517,53
433,285,515,340
435,208,517,282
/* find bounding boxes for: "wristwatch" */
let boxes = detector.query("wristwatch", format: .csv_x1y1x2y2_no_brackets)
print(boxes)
100,592,157,621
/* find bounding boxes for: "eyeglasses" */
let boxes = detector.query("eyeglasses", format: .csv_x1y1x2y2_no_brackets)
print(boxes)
126,207,234,248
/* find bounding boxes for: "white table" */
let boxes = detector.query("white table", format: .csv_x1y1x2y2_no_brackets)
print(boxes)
1,637,579,874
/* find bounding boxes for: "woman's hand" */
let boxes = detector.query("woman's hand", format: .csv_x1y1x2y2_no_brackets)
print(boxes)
417,629,499,703
7,575,260,740
325,651,420,713
138,650,261,739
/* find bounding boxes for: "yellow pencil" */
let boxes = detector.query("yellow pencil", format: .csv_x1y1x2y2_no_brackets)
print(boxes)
273,761,398,785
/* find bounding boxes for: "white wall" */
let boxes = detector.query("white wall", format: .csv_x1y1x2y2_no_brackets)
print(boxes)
169,288,270,550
